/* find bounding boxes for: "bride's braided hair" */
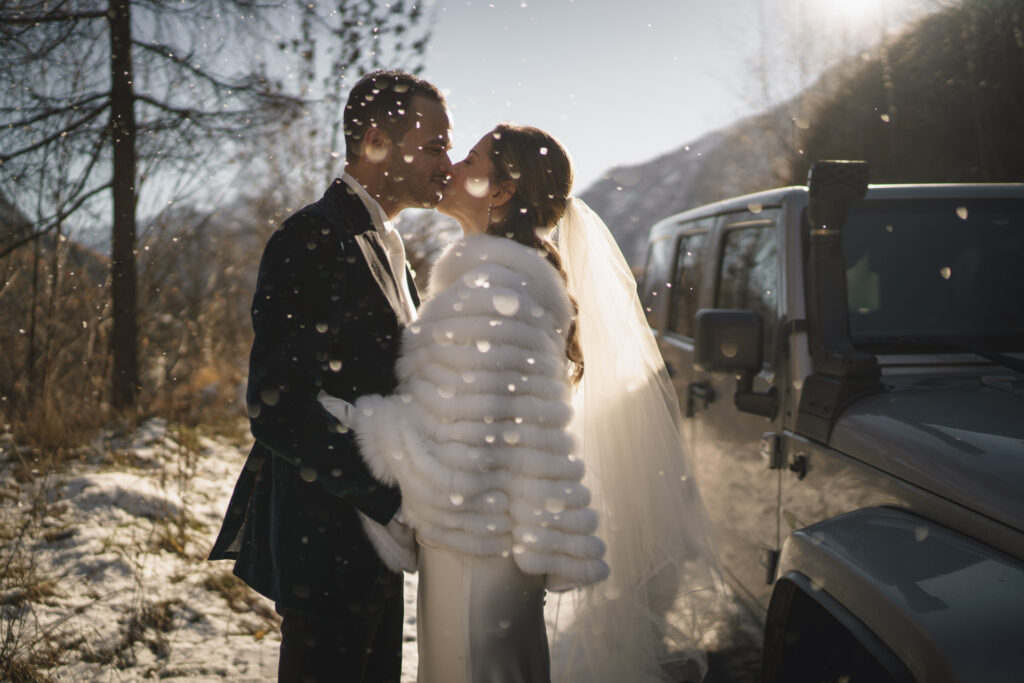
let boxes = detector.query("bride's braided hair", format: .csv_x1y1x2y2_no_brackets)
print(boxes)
485,123,584,383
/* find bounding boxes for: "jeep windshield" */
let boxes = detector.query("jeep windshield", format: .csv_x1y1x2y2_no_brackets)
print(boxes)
841,197,1024,354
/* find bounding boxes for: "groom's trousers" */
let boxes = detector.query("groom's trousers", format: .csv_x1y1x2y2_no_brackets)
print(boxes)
276,581,403,683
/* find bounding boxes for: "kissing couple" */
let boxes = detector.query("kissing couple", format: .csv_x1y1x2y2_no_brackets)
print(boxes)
210,70,723,682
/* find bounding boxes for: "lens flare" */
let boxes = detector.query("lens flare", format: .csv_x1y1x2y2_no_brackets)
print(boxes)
466,176,490,198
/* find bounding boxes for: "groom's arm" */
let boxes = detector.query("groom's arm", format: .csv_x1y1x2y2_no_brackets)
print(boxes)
245,212,400,525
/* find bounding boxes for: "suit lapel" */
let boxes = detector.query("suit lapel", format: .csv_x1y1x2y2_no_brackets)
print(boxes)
353,229,415,327
325,178,417,327
406,268,421,309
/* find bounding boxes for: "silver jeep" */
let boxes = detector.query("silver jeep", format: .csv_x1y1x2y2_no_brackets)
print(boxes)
639,161,1024,682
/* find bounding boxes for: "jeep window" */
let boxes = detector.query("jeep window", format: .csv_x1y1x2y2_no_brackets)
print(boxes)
842,198,1024,352
641,233,675,329
668,231,708,338
717,217,779,362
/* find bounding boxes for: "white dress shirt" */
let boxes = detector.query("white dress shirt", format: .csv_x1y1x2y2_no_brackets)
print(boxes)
340,173,418,322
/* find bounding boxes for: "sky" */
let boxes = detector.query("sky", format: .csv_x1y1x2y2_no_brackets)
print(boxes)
415,0,921,190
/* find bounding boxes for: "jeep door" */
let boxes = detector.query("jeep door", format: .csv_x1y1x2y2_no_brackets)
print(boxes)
691,210,785,612
645,220,712,439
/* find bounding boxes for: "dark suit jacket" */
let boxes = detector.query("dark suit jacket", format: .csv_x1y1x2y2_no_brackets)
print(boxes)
209,178,419,618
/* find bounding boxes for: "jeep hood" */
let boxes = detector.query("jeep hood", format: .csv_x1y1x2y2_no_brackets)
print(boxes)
830,375,1024,533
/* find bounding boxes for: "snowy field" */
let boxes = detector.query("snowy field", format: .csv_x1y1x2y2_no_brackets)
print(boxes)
1,419,760,682
0,418,423,681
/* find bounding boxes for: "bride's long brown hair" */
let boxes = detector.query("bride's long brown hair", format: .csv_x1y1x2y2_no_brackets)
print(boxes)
485,123,583,383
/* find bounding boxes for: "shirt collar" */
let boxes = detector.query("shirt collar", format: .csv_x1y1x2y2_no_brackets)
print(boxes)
340,173,395,235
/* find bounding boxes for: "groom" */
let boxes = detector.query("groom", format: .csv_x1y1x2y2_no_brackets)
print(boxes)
209,70,452,682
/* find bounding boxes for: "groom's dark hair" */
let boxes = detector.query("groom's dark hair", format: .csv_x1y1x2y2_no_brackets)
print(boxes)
344,70,446,162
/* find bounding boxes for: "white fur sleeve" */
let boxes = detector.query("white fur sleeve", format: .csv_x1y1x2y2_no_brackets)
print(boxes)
317,390,400,486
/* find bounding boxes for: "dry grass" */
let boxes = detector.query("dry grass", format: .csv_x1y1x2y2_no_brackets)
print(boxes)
0,203,288,679
12,379,110,452
0,469,61,681
77,598,181,669
1,657,53,683
1,206,254,470
201,571,278,624
1,406,248,680
0,418,265,679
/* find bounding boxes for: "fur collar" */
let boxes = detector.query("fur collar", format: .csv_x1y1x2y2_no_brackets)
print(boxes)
427,234,572,327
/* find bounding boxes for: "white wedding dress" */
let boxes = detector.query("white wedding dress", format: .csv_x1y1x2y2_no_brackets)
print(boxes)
417,538,550,682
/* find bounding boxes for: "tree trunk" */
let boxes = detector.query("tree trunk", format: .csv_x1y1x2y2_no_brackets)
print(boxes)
109,0,139,410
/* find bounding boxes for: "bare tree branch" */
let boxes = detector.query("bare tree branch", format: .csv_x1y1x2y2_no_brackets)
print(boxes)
0,103,108,163
131,39,289,97
0,181,112,259
0,10,107,25
0,92,109,130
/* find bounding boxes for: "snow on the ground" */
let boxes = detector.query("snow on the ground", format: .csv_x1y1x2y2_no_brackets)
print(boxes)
1,418,759,682
0,418,421,681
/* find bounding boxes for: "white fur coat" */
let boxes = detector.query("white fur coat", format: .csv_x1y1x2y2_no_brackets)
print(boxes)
351,235,608,589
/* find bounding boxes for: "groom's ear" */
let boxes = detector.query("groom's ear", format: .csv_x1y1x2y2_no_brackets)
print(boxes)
491,180,516,207
362,127,392,163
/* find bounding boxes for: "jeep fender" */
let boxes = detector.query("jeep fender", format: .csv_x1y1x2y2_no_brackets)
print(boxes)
765,506,1024,683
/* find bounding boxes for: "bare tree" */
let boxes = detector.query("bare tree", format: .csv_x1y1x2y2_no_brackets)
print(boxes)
0,0,430,411
792,0,1024,184
733,0,933,181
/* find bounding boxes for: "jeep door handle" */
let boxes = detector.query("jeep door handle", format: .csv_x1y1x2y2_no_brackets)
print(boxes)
685,381,716,417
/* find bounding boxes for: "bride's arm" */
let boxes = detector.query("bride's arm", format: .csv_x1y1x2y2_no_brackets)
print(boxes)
317,389,405,487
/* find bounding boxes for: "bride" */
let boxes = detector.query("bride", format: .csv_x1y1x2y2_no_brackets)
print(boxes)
321,123,722,682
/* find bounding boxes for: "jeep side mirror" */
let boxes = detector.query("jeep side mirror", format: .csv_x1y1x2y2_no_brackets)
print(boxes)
695,309,763,372
695,309,778,419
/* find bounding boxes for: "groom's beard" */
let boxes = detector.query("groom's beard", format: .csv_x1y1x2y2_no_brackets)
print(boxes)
383,150,445,209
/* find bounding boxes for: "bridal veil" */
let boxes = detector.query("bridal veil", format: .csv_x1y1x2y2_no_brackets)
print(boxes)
548,198,725,682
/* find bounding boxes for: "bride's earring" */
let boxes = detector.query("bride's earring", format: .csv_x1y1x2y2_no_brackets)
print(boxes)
486,202,493,226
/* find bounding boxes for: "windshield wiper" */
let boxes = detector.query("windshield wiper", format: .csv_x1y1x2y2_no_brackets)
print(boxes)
860,336,1024,374
949,339,1024,375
